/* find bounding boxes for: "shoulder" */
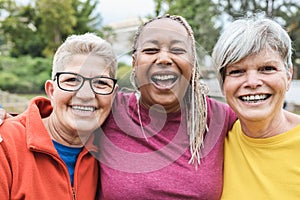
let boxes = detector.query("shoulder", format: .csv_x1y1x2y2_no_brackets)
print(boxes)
285,110,300,128
0,96,50,145
206,97,236,117
114,91,133,103
206,97,237,131
0,118,27,170
0,114,27,147
112,91,136,109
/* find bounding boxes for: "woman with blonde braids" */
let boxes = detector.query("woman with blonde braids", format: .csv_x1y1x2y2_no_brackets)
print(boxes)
96,14,237,199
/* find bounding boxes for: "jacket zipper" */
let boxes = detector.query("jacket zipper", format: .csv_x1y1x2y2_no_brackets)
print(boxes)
31,148,79,200
72,187,76,200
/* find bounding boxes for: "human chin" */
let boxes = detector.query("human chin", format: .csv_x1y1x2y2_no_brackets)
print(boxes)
141,87,182,112
237,109,272,122
73,117,100,135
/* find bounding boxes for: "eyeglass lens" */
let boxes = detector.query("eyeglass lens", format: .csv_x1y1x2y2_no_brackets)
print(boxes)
57,73,115,94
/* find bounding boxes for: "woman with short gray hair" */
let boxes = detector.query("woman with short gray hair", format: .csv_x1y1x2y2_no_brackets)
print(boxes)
212,16,300,199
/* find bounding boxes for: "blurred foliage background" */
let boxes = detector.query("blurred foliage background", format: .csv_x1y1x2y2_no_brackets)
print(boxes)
0,0,300,95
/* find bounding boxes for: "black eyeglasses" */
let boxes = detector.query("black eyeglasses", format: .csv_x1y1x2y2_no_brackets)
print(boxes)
54,72,117,95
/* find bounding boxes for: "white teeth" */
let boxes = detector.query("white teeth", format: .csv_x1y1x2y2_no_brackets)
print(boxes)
72,105,95,112
241,94,268,102
152,74,176,81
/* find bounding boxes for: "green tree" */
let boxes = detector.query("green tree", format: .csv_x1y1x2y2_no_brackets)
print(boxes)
117,62,133,90
218,0,300,78
36,0,76,56
0,56,52,94
286,9,300,78
153,0,221,54
217,0,300,19
154,0,300,78
1,2,45,57
99,25,117,44
71,0,101,35
0,0,102,57
0,0,17,16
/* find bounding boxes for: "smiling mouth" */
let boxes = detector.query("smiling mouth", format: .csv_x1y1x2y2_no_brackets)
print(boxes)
151,74,178,87
71,105,96,112
239,94,271,103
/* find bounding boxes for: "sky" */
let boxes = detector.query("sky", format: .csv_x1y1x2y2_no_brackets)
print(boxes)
98,0,156,26
16,0,156,26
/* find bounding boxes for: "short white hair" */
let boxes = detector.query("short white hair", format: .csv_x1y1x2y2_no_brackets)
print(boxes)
52,33,117,79
212,16,293,88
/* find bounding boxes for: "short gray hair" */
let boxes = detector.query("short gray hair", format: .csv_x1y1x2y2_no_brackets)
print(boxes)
52,33,117,79
212,16,293,88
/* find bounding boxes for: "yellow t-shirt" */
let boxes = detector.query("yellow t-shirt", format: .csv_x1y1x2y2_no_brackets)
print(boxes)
221,120,300,200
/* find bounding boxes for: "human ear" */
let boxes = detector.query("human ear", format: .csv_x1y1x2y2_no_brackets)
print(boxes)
44,80,55,100
286,66,293,91
132,54,136,70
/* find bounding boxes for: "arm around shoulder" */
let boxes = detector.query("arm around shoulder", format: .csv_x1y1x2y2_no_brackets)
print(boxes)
0,137,12,199
0,108,14,125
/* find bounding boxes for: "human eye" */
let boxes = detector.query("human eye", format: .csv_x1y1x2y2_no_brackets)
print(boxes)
60,74,81,85
142,48,159,54
93,78,113,89
226,69,246,77
170,47,186,54
259,66,277,74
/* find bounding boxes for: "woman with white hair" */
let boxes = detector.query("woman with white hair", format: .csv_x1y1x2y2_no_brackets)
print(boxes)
212,16,300,199
0,33,118,199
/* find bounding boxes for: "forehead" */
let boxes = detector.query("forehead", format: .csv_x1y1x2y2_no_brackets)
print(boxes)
139,18,190,42
63,54,111,75
236,48,283,66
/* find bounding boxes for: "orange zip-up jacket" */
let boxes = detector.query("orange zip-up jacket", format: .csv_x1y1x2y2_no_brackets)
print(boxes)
0,97,99,200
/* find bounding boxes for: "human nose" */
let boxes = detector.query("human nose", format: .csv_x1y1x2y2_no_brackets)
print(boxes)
156,50,172,65
76,80,95,99
244,71,263,89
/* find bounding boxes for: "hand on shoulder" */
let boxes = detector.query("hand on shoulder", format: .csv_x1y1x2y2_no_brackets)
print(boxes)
0,108,13,125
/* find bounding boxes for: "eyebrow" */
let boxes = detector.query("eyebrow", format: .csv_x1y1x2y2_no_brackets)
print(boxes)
229,60,282,69
142,40,159,46
170,40,186,45
143,39,186,45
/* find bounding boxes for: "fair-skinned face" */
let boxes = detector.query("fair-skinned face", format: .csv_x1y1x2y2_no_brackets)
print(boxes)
132,18,193,113
223,48,292,127
45,54,117,145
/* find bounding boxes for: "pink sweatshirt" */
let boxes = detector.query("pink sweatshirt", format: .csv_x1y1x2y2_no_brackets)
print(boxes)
96,92,236,199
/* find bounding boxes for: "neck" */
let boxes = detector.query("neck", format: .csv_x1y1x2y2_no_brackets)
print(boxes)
139,99,182,114
239,110,300,138
42,117,86,147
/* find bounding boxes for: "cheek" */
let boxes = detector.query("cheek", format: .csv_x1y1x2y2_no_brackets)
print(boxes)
178,58,193,79
97,96,114,112
135,68,151,86
274,78,288,94
181,66,192,79
135,54,153,68
52,90,72,106
223,80,236,97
